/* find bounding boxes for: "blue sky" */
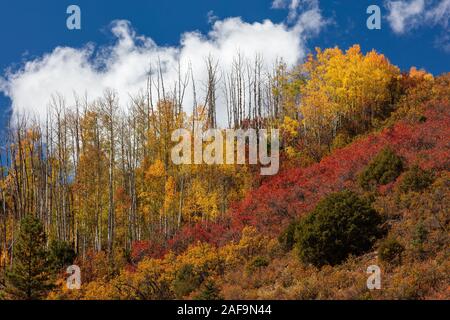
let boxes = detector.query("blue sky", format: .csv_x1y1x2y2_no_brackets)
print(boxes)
0,0,449,130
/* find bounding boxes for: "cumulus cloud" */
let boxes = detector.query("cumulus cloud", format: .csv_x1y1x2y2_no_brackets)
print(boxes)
0,8,325,126
386,0,450,33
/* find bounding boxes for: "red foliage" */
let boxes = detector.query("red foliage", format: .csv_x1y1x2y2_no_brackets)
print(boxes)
229,100,450,236
130,240,166,263
167,219,237,254
132,100,449,260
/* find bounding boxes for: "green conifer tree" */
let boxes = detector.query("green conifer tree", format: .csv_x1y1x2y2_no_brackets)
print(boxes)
6,215,53,300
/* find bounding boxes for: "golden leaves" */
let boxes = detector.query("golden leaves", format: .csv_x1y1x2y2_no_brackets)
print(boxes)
145,159,166,179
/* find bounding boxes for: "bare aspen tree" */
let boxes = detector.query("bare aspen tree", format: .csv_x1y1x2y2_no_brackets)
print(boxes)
99,89,118,259
204,55,219,128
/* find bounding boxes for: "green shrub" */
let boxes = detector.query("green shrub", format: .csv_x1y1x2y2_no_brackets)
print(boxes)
412,220,428,247
295,190,383,267
278,221,298,252
173,264,203,298
378,238,404,265
247,256,269,272
411,220,428,259
194,281,223,300
418,115,427,123
48,240,76,271
399,165,434,193
358,147,404,190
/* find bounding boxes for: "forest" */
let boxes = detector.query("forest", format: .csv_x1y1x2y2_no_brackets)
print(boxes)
0,45,448,300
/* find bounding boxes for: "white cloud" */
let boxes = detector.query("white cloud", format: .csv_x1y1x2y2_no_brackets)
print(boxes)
425,0,450,27
272,0,287,9
272,0,322,24
207,10,219,24
434,32,450,52
297,6,324,35
386,0,425,34
386,0,450,33
0,10,325,126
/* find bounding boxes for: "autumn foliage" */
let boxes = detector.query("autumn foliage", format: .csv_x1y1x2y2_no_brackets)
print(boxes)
1,46,449,300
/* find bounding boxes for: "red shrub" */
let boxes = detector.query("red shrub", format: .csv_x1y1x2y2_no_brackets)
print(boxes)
131,240,166,263
230,100,449,236
167,219,237,254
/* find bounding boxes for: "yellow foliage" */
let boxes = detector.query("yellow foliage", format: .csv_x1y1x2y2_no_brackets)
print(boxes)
174,242,225,276
183,178,219,222
146,159,166,178
300,45,400,148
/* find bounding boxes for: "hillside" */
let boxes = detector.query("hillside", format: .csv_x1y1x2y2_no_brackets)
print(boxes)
48,73,449,300
1,47,449,301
